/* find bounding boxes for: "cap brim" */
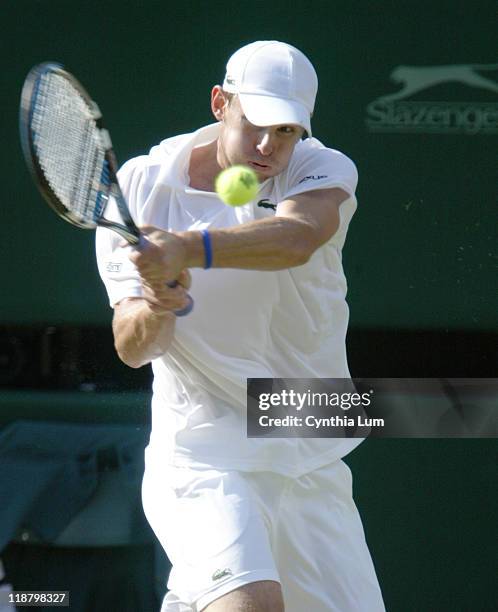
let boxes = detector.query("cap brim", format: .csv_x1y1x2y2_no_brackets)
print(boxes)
238,93,312,136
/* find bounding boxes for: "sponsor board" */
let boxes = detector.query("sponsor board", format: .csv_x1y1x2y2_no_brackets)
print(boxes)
365,63,498,135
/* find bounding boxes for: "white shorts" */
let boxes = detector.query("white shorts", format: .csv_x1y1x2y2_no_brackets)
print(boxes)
142,459,385,612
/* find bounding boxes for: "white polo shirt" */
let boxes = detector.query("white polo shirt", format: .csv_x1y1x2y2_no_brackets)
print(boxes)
96,123,363,477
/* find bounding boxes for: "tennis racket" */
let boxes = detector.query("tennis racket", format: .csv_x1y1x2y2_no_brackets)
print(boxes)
19,62,193,316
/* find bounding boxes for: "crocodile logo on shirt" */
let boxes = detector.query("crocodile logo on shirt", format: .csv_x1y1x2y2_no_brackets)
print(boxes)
257,199,276,211
211,568,233,581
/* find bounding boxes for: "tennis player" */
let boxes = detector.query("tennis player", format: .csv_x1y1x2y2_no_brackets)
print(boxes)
96,41,385,612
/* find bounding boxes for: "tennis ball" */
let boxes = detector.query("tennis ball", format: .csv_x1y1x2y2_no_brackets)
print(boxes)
215,165,259,206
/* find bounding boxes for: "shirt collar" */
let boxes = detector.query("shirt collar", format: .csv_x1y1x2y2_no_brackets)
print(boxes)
148,123,221,190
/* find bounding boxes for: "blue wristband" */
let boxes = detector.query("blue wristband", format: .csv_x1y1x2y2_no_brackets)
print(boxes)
201,229,212,269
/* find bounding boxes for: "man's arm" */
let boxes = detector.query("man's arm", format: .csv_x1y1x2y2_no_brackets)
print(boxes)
112,269,191,368
200,186,348,269
130,187,349,279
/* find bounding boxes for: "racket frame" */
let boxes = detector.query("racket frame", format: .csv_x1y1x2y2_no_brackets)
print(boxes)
20,62,140,245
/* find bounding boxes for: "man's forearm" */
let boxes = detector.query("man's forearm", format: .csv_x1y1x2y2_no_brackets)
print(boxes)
178,216,320,271
113,299,176,368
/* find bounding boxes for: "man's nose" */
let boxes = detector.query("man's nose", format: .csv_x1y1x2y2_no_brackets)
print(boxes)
256,131,273,156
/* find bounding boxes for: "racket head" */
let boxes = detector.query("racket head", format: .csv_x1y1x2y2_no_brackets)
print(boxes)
19,62,139,242
20,62,192,316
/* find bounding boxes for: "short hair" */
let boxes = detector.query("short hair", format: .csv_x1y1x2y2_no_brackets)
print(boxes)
221,89,236,108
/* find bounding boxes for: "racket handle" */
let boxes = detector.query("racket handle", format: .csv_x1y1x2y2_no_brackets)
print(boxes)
166,281,194,316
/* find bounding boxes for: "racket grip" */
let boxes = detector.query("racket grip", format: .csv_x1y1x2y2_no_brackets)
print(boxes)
167,281,194,316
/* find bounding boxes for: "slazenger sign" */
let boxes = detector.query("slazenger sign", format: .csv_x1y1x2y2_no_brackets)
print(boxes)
365,63,498,134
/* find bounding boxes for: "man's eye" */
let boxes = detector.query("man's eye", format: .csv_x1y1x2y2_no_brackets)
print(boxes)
279,126,295,134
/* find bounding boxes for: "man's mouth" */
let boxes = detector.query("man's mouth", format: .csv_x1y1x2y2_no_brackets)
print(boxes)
248,161,270,171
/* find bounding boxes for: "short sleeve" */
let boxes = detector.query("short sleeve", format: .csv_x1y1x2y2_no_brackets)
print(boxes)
278,138,358,202
95,157,148,308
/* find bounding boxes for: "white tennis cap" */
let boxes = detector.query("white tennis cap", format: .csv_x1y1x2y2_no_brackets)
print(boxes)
222,41,318,136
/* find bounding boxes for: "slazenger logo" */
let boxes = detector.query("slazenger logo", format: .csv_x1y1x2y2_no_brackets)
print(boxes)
365,63,498,135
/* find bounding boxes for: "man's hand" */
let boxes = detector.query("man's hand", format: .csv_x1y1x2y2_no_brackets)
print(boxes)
128,227,192,314
129,227,188,285
142,268,192,316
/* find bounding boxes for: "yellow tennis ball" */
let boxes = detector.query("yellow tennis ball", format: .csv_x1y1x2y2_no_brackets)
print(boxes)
215,165,259,206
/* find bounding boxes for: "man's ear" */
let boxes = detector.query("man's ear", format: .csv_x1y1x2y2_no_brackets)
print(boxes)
211,85,227,122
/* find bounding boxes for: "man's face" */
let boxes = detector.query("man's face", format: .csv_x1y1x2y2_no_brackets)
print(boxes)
215,93,305,182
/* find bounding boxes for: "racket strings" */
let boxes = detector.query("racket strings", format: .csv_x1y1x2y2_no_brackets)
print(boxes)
30,73,107,224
